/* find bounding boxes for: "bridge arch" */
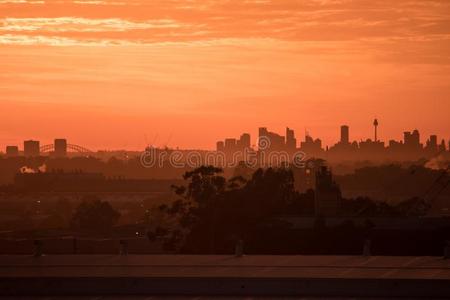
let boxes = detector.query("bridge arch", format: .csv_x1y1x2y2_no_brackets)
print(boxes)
40,144,94,154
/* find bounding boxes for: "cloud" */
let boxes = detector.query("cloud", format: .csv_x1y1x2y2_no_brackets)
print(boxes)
0,33,135,45
0,0,449,64
1,17,184,32
72,0,125,4
0,0,43,3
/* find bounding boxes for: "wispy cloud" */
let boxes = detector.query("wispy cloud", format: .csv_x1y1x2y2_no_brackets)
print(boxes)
0,0,44,3
0,0,449,64
1,17,184,32
0,33,135,45
72,0,125,4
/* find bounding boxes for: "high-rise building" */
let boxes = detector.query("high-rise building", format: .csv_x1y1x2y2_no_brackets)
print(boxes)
24,140,40,157
300,134,323,156
429,135,437,147
439,139,446,152
54,138,67,157
404,129,421,148
340,125,349,144
258,127,285,151
224,138,237,153
6,146,19,157
216,141,225,152
239,133,251,149
286,127,296,150
216,133,253,164
425,135,438,153
258,127,269,150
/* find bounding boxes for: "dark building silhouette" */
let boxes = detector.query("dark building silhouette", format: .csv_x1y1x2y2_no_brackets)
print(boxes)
324,119,449,162
213,120,448,166
315,166,342,217
340,125,349,144
216,141,224,152
300,134,323,157
439,139,446,152
327,125,357,160
224,138,237,152
5,146,19,157
217,134,252,153
293,158,325,192
429,135,437,148
358,138,385,160
373,118,379,141
259,127,286,151
404,130,421,149
425,135,438,154
239,133,251,149
54,139,67,157
23,140,40,157
286,127,297,151
216,133,253,164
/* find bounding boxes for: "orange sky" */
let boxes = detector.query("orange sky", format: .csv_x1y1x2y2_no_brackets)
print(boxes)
1,0,449,150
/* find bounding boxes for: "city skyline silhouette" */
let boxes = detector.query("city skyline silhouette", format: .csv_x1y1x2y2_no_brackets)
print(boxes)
3,121,448,154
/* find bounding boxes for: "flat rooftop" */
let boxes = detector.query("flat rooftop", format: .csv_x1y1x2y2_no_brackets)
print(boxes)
1,255,450,297
1,255,449,279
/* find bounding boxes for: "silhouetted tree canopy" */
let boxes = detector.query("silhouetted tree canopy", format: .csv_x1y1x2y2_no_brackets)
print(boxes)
153,164,443,253
157,166,301,253
71,196,120,232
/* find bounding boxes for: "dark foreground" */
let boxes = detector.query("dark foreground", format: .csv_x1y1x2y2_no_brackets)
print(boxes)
0,255,449,298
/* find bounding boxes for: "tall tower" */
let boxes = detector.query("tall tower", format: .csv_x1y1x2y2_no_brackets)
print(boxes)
54,139,67,157
285,127,296,150
24,140,40,157
373,119,379,142
340,125,349,144
239,133,251,149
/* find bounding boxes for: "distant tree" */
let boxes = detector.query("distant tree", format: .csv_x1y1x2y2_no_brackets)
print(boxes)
159,165,227,252
396,197,431,216
342,196,399,217
71,196,120,232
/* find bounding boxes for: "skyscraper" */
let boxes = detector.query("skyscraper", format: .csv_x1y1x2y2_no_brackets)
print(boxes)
286,127,296,150
224,138,237,153
340,125,349,144
54,139,67,157
426,135,438,153
6,146,19,157
239,133,251,149
404,130,421,148
24,140,40,157
216,141,225,152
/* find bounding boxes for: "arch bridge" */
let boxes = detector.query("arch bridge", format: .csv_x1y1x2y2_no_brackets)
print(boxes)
40,144,94,154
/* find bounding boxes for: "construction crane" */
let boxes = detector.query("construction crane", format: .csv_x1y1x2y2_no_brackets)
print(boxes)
421,165,449,216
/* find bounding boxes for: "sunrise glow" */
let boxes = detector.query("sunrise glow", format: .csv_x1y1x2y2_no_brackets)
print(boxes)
1,0,449,150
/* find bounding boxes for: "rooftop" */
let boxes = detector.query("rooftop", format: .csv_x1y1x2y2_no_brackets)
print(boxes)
1,255,449,279
1,255,450,297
